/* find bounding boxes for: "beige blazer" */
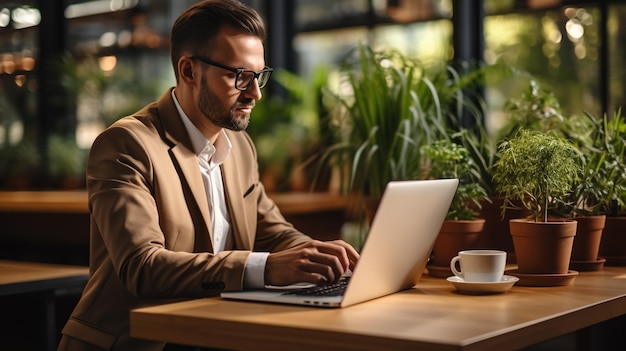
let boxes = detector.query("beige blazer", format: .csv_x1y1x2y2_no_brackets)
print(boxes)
59,89,311,350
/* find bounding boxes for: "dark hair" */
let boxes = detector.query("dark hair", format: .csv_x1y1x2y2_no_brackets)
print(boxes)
170,0,266,81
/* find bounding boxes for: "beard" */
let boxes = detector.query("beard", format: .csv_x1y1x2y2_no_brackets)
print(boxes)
198,77,253,131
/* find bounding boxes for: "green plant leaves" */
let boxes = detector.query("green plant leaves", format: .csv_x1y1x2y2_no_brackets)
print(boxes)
321,44,478,199
492,129,583,222
421,140,490,220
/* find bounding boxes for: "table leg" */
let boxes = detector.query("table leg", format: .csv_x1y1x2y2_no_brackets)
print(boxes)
40,291,57,351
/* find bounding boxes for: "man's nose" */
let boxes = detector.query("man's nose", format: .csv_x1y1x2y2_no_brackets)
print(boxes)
243,79,262,100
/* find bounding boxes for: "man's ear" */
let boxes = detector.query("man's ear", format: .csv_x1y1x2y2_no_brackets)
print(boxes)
178,57,194,82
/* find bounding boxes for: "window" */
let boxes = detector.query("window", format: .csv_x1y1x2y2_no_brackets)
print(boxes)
484,5,602,133
1,0,624,190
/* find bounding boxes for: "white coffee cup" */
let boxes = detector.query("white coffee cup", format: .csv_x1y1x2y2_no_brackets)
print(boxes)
450,250,507,282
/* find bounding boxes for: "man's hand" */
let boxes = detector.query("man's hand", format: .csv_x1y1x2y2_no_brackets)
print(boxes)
265,240,360,286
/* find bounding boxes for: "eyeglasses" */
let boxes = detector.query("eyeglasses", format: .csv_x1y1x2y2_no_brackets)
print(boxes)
190,56,273,91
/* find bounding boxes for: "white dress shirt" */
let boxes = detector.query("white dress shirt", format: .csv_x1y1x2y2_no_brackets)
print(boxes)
172,90,268,289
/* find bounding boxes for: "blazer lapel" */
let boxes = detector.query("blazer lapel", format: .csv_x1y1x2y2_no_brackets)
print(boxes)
155,89,214,251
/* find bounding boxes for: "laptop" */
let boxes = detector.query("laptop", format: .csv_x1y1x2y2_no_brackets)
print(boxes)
220,178,458,308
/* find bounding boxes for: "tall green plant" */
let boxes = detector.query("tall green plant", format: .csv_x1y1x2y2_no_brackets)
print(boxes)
344,46,438,198
491,129,584,222
319,45,479,199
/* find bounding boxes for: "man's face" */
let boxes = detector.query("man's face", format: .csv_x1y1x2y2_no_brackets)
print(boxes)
197,74,252,131
195,27,266,131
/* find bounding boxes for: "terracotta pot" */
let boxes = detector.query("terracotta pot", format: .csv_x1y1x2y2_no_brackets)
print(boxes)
599,216,626,265
431,219,485,268
571,215,606,262
509,219,577,274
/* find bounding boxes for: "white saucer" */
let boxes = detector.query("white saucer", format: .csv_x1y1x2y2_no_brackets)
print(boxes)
446,275,519,294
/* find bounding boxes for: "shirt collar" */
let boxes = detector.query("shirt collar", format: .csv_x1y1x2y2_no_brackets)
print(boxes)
172,89,232,167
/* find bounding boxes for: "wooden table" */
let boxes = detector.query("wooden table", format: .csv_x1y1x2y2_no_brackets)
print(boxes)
0,260,89,351
130,266,626,351
0,191,89,213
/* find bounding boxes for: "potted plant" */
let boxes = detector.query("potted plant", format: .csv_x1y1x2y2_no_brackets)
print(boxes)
557,112,623,270
577,110,626,266
454,78,554,256
420,139,491,277
490,129,583,286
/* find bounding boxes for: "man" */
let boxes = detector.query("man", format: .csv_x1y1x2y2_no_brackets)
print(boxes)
57,1,359,350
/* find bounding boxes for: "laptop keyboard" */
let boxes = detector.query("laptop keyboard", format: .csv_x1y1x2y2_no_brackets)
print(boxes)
282,276,350,297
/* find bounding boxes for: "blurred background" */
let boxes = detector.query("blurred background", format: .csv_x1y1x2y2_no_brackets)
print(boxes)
0,0,625,192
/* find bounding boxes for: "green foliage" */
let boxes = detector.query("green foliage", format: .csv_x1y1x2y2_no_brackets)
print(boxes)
47,135,87,179
248,67,327,191
480,78,585,214
498,80,565,139
453,122,499,197
491,129,583,222
429,62,522,197
568,110,626,216
318,44,490,200
421,140,490,220
453,77,564,198
0,139,40,179
321,45,441,199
